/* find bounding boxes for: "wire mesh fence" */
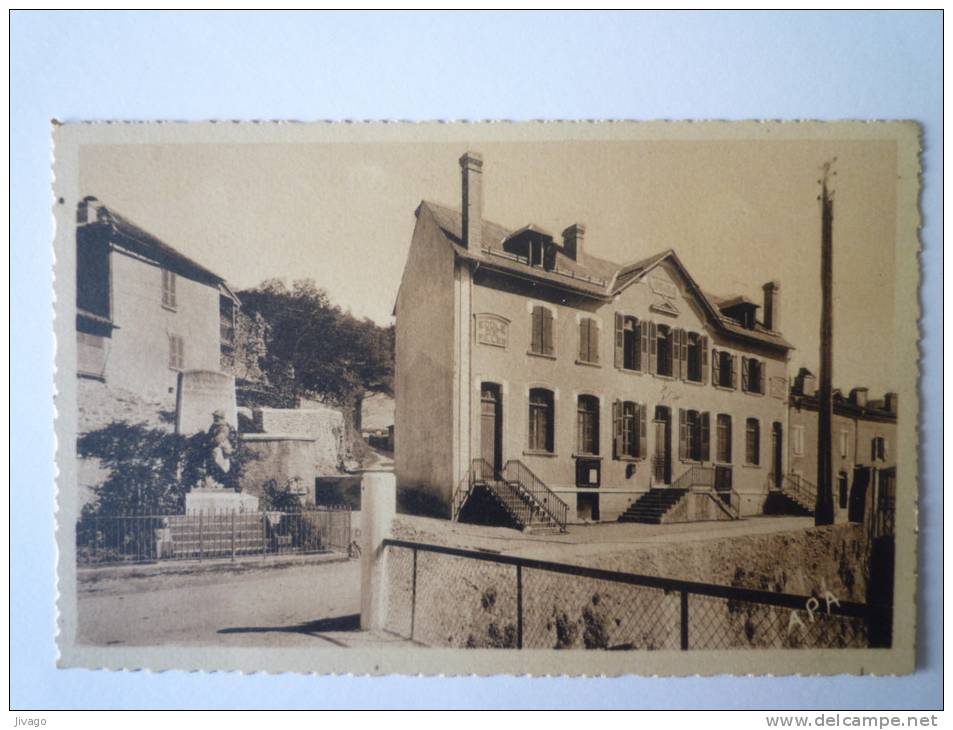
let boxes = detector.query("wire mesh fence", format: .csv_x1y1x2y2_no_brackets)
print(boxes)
76,505,352,565
382,539,873,650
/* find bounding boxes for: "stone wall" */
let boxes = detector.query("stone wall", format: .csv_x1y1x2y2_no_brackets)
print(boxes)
384,520,870,649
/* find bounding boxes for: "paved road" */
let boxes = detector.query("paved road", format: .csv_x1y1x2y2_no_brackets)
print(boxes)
76,557,398,649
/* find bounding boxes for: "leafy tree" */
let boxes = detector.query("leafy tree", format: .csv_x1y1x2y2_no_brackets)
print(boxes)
77,422,252,516
237,279,394,407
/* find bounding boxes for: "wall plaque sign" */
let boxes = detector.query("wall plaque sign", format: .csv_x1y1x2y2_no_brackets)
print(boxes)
475,313,509,348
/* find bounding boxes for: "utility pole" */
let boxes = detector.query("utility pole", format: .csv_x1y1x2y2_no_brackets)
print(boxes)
815,160,836,526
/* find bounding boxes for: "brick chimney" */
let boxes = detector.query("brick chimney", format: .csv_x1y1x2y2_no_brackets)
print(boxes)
562,223,586,263
849,387,868,407
884,392,898,415
794,367,817,396
459,152,483,250
78,196,102,226
762,280,781,331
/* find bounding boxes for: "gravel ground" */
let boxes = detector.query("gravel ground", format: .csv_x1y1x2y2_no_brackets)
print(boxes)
76,556,383,648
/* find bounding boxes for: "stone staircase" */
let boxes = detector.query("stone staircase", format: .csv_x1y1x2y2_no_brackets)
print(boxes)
617,488,689,524
163,513,265,559
764,474,816,517
454,459,568,532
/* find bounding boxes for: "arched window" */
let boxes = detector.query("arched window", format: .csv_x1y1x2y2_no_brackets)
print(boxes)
716,414,732,463
528,388,555,453
745,418,760,465
576,395,600,455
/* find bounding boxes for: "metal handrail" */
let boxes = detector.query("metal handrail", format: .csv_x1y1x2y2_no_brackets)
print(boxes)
503,459,568,531
777,473,818,510
673,465,714,490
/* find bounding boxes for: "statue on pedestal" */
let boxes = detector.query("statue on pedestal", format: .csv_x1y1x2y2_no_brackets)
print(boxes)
200,409,235,490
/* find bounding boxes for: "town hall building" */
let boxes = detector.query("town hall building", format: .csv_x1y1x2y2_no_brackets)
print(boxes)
394,152,794,527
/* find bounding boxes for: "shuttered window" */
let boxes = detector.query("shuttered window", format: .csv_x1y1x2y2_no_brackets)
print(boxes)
713,349,735,389
656,325,673,376
614,314,641,371
742,357,765,394
578,318,599,364
168,334,184,370
161,269,177,309
530,305,555,356
613,400,646,459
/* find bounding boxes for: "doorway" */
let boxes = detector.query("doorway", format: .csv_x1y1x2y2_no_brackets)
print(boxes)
480,383,503,475
653,406,672,485
770,422,783,488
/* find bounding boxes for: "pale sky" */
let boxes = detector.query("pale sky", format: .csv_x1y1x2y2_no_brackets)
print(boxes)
80,136,900,396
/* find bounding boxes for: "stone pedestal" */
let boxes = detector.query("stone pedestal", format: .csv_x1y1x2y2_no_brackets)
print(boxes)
185,488,260,515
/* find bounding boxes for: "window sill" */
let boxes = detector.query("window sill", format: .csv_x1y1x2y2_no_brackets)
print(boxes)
616,366,644,376
572,453,603,460
742,462,762,469
526,350,557,361
683,377,705,386
714,384,737,392
575,359,601,368
523,450,558,458
162,303,178,313
615,456,644,463
742,389,765,397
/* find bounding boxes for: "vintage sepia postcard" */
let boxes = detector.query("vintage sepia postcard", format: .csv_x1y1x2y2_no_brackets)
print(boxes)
53,120,920,676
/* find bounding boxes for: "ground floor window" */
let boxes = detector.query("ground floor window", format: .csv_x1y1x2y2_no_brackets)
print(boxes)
577,395,600,455
745,418,760,465
716,413,732,463
528,388,554,452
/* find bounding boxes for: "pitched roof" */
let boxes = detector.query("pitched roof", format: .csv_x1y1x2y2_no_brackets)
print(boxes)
86,197,228,288
418,200,793,351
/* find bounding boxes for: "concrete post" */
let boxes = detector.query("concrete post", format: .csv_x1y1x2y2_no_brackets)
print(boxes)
360,471,396,631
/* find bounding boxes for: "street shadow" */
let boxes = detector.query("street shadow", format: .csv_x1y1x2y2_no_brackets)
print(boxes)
218,613,361,646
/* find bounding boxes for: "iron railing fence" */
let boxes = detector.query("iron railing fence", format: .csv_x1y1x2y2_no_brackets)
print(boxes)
502,459,568,530
776,473,818,512
383,538,877,650
76,506,352,566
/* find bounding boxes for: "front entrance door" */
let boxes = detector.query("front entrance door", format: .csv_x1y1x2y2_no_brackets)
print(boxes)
770,422,783,488
480,383,503,475
653,406,672,485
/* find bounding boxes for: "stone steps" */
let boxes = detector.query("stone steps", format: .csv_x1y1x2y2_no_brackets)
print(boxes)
618,488,689,524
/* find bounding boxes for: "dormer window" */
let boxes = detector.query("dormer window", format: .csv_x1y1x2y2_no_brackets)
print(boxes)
718,297,760,330
530,239,544,267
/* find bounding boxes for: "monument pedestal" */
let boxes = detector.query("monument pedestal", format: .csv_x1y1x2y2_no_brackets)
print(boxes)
185,488,260,515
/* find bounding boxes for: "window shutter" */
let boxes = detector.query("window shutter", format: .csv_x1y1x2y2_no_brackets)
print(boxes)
542,308,554,355
741,357,750,392
678,408,687,461
648,321,658,374
614,313,624,368
759,361,766,394
871,439,878,462
531,307,541,353
638,403,647,459
701,412,711,462
579,320,588,361
730,355,738,389
670,329,682,378
639,320,648,372
712,348,720,385
678,330,688,380
701,336,709,382
883,438,888,461
612,400,622,459
590,319,599,363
